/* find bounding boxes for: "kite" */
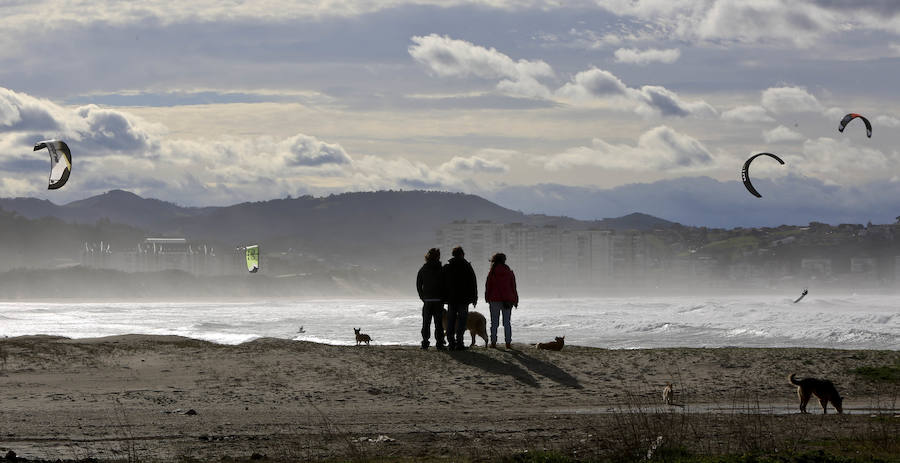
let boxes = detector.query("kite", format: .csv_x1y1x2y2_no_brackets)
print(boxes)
33,140,72,190
741,152,784,198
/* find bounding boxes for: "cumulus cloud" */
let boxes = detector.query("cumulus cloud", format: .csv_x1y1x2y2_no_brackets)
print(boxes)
281,134,352,167
0,86,504,203
721,105,775,123
556,68,628,99
763,125,805,143
410,36,713,117
597,0,899,49
613,47,681,64
0,88,166,160
761,86,824,114
439,155,508,174
409,34,554,99
556,67,716,118
541,125,716,171
800,137,896,183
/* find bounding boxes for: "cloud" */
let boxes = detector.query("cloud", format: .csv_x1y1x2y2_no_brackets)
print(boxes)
874,114,900,127
409,34,554,99
0,86,501,204
763,125,805,143
556,68,716,118
760,86,824,114
410,36,713,117
541,125,715,171
439,155,509,174
634,85,717,118
597,0,898,49
0,88,166,161
556,68,628,99
281,134,352,167
613,47,681,64
0,88,68,133
75,105,160,154
721,105,775,123
800,137,895,182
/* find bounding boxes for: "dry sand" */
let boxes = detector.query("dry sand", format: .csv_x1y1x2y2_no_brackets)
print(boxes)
0,335,897,462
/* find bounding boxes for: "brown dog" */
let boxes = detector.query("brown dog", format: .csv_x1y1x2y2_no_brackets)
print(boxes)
662,383,674,405
442,309,488,347
789,373,843,414
536,336,565,351
354,328,371,346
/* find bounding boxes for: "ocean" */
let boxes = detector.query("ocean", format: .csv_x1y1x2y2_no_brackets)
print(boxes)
0,295,897,350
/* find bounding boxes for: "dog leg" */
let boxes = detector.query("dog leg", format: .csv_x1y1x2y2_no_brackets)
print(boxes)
798,390,810,413
819,397,829,414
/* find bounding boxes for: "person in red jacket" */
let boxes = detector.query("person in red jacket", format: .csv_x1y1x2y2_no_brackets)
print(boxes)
484,252,518,349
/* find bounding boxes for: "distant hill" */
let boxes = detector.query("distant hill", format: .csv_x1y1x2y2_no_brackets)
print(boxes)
0,190,676,272
0,189,211,230
0,190,674,244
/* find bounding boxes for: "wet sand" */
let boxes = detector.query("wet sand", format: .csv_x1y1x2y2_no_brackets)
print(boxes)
0,335,897,461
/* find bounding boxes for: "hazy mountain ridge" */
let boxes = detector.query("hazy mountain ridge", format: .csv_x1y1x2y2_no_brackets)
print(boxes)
487,178,900,228
0,190,676,246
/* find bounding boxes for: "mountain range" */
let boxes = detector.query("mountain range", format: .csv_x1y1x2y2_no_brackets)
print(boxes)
0,190,675,250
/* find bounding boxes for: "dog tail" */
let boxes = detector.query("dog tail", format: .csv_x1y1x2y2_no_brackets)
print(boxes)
789,373,801,386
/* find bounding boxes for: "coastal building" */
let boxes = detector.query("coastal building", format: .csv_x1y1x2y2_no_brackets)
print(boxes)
80,237,229,275
436,221,644,289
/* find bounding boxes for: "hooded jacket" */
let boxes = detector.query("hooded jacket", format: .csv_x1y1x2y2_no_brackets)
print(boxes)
485,263,518,305
416,260,443,301
441,256,478,304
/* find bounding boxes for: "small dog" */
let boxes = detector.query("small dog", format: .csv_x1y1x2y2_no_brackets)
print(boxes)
662,383,674,405
536,336,565,351
789,373,843,414
442,309,489,347
354,328,372,346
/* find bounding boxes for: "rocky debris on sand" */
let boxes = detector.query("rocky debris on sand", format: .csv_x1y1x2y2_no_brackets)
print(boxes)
354,435,395,443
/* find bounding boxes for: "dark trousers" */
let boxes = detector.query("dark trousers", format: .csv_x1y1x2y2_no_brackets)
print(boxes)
421,301,445,347
446,303,469,348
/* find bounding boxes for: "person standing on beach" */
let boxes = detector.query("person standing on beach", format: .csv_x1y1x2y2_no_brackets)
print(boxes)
441,246,477,351
416,248,446,350
485,252,518,349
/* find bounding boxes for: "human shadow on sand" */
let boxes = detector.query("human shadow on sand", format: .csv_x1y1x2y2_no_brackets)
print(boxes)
509,350,583,389
447,350,539,387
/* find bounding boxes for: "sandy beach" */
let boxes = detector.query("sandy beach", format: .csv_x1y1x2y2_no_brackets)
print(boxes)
0,335,897,462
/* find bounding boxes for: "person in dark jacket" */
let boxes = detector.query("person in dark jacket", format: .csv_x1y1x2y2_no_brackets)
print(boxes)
416,248,445,350
485,252,518,349
441,246,478,350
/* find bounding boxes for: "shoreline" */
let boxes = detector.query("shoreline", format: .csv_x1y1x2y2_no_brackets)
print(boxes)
4,333,899,351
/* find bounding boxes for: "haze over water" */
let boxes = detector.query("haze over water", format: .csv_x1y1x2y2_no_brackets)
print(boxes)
1,295,896,350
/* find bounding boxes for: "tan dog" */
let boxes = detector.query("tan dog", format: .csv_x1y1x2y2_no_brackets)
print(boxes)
662,383,674,405
789,373,843,414
354,328,371,346
536,336,565,351
442,309,488,347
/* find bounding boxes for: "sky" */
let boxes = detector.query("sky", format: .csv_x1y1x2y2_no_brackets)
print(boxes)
2,0,900,227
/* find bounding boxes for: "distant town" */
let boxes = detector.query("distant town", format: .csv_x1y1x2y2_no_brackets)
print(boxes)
436,219,900,292
77,218,900,293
